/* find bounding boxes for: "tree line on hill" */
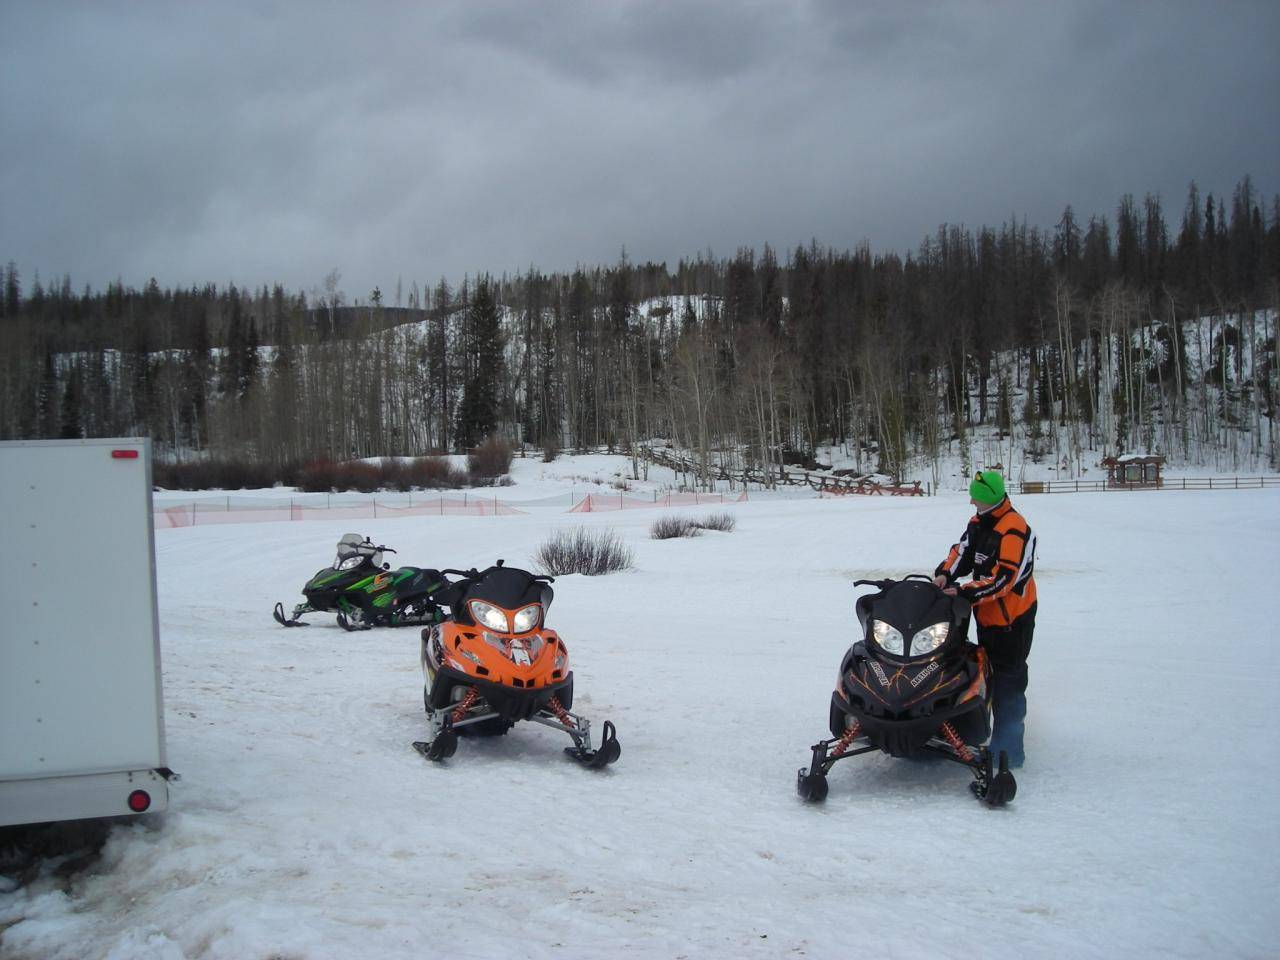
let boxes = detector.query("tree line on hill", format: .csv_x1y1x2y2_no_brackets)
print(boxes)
2,176,1277,487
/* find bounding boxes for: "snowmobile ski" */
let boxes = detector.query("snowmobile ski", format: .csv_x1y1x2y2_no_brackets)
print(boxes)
273,602,309,627
413,717,458,762
969,748,1017,806
336,607,371,632
564,720,621,768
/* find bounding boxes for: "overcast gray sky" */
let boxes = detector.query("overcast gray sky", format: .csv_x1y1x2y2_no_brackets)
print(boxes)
2,0,1277,303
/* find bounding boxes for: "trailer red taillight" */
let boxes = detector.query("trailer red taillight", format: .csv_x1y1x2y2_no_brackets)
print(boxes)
111,449,140,459
127,790,151,812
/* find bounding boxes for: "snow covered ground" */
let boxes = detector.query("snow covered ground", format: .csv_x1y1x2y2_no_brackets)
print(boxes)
4,457,1279,959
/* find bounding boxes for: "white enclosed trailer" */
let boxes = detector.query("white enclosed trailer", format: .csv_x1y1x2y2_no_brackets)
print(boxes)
1,437,173,827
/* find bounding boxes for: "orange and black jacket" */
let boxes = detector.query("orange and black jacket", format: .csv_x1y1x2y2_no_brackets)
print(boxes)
935,496,1037,628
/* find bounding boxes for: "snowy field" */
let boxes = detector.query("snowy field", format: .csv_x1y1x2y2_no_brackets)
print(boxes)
3,459,1279,959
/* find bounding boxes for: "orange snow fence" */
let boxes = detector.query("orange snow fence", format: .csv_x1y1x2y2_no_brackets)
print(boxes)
154,496,526,528
568,491,749,513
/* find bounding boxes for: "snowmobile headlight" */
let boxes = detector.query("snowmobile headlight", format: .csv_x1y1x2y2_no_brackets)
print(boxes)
511,604,541,633
469,600,509,632
910,622,950,656
335,555,364,571
871,620,904,655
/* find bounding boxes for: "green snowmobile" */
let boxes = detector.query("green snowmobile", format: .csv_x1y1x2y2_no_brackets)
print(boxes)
273,533,449,632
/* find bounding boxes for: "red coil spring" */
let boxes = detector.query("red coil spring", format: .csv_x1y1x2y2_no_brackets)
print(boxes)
940,721,973,763
451,688,480,724
547,695,573,728
831,721,862,758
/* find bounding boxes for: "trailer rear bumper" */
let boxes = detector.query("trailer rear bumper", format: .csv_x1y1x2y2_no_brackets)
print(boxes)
0,768,171,827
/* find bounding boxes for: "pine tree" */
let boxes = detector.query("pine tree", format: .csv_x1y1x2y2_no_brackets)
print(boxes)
37,346,58,437
1115,195,1141,284
1054,206,1082,278
3,262,19,318
60,361,83,438
182,310,211,449
1176,181,1203,303
240,316,260,397
429,278,452,450
220,293,244,395
454,277,503,449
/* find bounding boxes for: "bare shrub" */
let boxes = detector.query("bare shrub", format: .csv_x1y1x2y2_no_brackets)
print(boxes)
380,458,411,491
468,435,515,482
534,527,634,576
405,456,469,489
294,460,338,493
332,461,382,493
692,511,736,533
542,436,560,462
650,515,701,540
154,457,281,490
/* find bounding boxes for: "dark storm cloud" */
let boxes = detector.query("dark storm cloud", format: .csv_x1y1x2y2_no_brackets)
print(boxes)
1,1,1277,301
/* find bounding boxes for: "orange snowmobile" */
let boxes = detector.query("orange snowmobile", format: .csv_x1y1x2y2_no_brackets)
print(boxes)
413,561,620,767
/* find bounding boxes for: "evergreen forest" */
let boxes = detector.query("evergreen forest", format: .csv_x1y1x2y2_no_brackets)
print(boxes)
3,178,1278,487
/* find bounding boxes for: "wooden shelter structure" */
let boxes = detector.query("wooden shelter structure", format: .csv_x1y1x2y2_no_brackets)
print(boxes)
1101,454,1165,488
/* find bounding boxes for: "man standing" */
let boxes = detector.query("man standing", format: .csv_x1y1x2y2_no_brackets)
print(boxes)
933,470,1037,767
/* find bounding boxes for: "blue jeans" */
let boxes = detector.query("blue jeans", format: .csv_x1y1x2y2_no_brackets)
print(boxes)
978,603,1036,767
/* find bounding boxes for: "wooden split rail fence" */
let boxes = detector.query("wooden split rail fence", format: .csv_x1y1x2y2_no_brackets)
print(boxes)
638,447,926,496
1017,476,1280,495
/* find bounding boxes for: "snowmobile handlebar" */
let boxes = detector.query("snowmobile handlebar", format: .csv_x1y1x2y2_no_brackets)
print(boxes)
439,562,555,585
853,574,950,592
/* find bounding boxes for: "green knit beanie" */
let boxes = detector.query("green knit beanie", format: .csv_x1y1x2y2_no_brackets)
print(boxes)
969,470,1006,504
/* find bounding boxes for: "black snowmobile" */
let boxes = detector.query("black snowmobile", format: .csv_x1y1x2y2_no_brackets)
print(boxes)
272,533,449,632
797,576,1017,806
413,560,620,768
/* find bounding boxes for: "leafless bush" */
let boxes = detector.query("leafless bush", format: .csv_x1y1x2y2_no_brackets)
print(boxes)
404,456,469,489
293,456,468,492
468,435,516,481
692,511,736,533
650,515,701,540
154,457,281,490
332,461,383,493
534,527,634,576
380,458,411,491
542,436,560,462
294,460,338,492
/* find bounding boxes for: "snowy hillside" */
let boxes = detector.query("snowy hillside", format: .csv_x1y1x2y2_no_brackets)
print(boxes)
3,460,1279,958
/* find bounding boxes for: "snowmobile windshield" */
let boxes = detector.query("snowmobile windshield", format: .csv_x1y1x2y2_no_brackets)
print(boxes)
333,534,381,569
872,581,954,634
